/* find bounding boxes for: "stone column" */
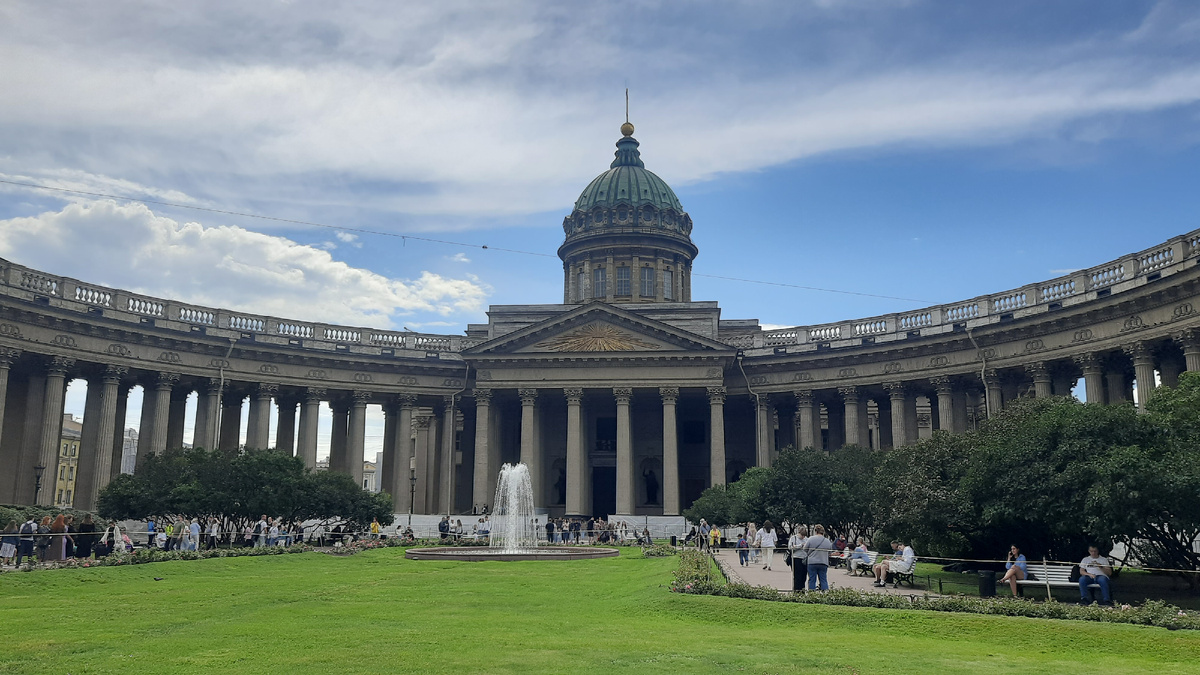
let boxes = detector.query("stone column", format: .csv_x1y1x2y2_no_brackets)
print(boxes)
825,400,845,449
328,399,349,473
380,398,398,499
74,368,105,510
135,371,177,470
275,395,297,456
192,378,220,450
793,391,819,450
614,387,634,515
983,370,1003,417
110,384,130,480
348,391,369,488
393,394,417,512
518,388,541,509
218,391,243,451
565,388,587,517
471,389,493,512
1175,329,1200,372
296,388,324,469
1124,342,1157,412
1105,368,1128,404
707,386,726,486
165,388,189,450
0,349,19,487
1074,354,1105,404
1026,362,1053,398
660,387,679,516
1159,356,1183,388
839,386,869,448
413,415,432,514
439,395,457,513
931,377,958,433
755,397,772,468
86,365,125,507
37,356,74,505
884,382,908,448
246,383,276,449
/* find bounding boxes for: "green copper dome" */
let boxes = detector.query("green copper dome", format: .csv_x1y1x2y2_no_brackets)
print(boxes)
572,135,684,213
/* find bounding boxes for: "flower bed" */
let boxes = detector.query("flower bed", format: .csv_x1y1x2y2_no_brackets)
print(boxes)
670,551,1200,631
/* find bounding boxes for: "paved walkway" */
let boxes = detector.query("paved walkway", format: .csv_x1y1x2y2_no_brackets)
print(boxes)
713,549,923,596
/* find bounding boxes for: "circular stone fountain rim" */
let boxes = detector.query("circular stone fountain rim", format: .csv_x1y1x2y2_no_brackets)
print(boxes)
405,546,621,561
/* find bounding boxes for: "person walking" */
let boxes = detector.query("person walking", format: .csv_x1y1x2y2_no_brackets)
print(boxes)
746,523,759,564
804,525,835,591
206,518,220,550
189,518,201,552
16,515,37,567
75,514,98,559
757,521,778,571
0,520,17,566
35,516,52,562
788,525,809,590
736,533,750,566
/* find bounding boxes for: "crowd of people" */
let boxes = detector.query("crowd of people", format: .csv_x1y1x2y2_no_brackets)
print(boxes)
1,514,132,566
431,515,649,545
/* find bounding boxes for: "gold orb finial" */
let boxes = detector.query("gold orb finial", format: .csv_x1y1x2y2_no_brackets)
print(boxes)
620,121,635,137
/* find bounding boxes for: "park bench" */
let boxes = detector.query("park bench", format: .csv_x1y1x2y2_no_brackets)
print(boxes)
847,551,878,576
1013,562,1110,599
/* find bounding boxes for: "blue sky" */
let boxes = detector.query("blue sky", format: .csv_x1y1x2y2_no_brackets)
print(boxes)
2,0,1199,454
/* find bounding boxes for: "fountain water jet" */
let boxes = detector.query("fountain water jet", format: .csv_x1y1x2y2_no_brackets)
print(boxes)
489,463,538,553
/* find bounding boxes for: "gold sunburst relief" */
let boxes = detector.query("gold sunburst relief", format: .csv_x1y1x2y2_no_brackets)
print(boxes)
534,323,661,352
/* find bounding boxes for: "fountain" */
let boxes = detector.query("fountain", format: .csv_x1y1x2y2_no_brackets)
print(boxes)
405,462,620,561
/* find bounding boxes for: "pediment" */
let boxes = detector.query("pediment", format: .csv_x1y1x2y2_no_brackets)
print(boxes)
464,303,734,357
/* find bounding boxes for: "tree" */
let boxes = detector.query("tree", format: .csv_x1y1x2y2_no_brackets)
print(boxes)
97,447,394,532
758,446,877,541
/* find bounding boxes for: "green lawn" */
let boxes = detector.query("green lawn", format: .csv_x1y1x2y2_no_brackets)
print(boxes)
1,548,1199,674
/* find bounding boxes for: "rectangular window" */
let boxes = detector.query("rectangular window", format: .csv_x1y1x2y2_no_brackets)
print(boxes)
592,268,607,297
663,270,674,300
66,490,72,504
57,490,63,502
59,466,65,480
616,266,631,295
640,267,655,297
68,467,74,480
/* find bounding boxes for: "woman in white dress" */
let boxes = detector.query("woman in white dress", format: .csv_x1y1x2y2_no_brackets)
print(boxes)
758,521,778,571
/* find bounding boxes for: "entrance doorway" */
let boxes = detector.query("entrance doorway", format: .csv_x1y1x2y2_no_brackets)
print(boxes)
591,467,615,517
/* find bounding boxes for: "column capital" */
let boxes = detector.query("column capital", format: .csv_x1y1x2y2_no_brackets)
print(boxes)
413,415,434,429
155,371,180,389
838,385,860,400
1025,362,1051,381
613,387,633,405
983,369,1001,387
304,387,327,402
441,394,458,409
47,356,76,376
659,386,679,404
255,382,279,398
1073,352,1104,373
352,390,373,405
518,388,539,405
1174,328,1200,352
473,388,493,405
564,388,584,405
930,376,955,394
0,347,20,367
1122,341,1155,365
101,364,128,384
201,377,224,395
883,381,907,398
706,386,726,404
793,389,813,405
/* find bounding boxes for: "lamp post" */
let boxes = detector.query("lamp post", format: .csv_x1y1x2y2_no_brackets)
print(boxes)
408,466,417,527
33,464,45,506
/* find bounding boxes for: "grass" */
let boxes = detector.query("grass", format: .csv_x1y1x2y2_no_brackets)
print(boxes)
1,548,1199,674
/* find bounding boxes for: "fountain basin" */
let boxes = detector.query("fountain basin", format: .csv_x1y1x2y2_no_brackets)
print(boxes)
405,546,620,562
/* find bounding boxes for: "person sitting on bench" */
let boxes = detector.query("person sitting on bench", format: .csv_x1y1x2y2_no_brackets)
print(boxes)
1000,544,1028,597
874,540,914,588
1078,545,1114,606
845,537,870,575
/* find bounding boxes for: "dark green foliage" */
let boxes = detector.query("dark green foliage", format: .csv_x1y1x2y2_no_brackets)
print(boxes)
96,447,393,530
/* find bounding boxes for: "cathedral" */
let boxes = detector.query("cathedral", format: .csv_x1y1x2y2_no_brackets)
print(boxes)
2,121,1199,522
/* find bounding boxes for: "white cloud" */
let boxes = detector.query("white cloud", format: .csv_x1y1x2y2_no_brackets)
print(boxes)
449,252,471,263
334,231,362,247
0,2,1198,224
0,201,489,328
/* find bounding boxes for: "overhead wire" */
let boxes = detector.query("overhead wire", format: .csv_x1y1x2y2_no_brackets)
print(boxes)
0,177,931,304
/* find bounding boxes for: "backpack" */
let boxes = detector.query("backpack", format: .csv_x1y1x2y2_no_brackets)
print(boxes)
19,522,35,536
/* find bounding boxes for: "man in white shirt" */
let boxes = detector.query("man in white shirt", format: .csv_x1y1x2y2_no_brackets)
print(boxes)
1078,545,1114,606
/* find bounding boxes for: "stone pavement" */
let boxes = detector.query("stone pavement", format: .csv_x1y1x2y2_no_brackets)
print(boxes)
713,549,925,596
